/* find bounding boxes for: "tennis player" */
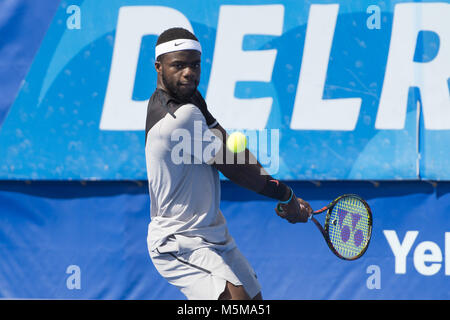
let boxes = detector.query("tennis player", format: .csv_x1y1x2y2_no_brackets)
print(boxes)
145,27,312,300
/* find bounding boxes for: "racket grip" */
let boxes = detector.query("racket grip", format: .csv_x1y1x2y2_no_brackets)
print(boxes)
278,203,313,221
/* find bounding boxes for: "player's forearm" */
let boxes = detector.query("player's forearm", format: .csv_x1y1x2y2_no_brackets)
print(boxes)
210,124,290,201
213,159,290,202
213,157,266,194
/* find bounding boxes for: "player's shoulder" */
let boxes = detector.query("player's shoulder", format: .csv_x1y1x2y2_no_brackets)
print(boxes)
147,88,172,110
173,103,205,125
154,103,204,142
148,89,201,114
147,89,208,129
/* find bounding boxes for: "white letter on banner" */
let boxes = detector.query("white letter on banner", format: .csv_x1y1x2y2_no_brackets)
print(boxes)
375,3,450,130
384,230,418,274
290,4,361,131
446,232,450,276
100,7,193,130
413,241,442,276
206,5,284,129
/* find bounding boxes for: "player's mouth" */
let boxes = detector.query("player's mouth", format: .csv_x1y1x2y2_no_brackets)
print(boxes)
178,82,196,87
178,82,197,93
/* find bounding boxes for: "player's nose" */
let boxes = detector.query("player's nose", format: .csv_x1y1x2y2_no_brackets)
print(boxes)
182,67,196,80
183,64,200,78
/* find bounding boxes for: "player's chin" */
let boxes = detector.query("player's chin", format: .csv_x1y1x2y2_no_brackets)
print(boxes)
176,84,197,100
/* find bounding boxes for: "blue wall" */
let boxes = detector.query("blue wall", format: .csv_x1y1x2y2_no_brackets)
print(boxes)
0,180,449,299
1,0,450,180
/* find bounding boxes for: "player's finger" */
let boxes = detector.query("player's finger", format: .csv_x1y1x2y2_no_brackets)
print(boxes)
275,204,286,218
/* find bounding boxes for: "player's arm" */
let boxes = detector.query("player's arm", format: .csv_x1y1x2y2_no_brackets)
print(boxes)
209,123,312,223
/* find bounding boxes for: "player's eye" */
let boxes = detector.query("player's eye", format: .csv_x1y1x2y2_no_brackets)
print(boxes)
171,63,185,69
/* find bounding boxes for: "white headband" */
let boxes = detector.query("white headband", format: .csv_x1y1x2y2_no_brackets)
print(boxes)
155,39,202,60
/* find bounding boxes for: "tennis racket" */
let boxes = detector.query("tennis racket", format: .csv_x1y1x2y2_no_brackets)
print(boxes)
279,194,373,260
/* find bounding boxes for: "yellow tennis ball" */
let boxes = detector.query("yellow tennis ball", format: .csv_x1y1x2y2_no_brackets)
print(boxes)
226,131,247,153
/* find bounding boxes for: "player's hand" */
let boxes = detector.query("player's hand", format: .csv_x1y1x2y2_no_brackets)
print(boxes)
275,194,313,223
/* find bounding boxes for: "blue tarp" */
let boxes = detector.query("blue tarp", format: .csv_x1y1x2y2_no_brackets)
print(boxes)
0,181,448,299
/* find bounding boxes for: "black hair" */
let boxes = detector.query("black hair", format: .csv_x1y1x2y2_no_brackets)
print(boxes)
156,27,198,47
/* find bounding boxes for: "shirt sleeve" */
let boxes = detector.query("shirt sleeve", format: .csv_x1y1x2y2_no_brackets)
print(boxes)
169,104,222,165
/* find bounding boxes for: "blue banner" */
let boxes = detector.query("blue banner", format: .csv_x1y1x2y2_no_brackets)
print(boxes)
0,181,448,299
0,0,449,180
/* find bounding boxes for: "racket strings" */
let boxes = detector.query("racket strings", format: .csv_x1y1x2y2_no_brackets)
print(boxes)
327,197,371,259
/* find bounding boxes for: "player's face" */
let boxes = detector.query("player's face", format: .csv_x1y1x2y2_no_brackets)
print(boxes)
156,50,201,101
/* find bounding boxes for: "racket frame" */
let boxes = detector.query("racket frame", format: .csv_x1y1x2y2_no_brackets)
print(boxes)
311,194,373,261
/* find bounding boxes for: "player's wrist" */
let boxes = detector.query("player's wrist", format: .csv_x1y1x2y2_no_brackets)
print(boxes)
258,177,290,201
278,187,293,203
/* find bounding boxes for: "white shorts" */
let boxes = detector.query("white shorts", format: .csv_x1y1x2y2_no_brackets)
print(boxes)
150,246,261,300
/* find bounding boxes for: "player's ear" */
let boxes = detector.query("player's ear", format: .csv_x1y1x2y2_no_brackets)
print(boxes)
155,60,162,73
